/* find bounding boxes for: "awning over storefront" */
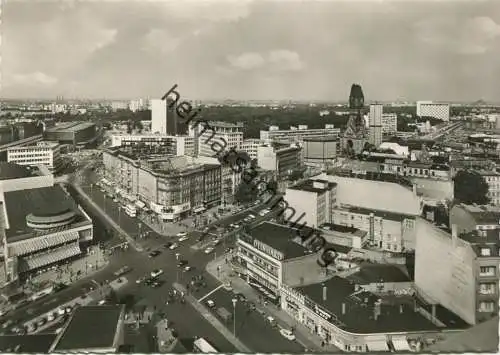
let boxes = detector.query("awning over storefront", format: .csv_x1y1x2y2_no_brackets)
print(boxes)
135,200,146,209
392,337,411,352
9,231,80,256
367,340,390,352
19,243,81,272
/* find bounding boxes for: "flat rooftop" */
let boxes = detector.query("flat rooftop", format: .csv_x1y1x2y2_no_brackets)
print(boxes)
303,135,339,141
288,179,337,193
0,162,39,180
0,334,57,353
319,223,367,238
45,121,95,132
340,205,415,223
295,276,466,334
348,264,412,284
52,305,124,352
3,185,90,242
242,222,308,260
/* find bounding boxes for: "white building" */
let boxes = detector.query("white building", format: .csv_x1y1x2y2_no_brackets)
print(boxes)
381,113,398,134
260,124,341,144
240,139,262,160
7,141,62,173
416,101,450,121
151,99,168,135
110,101,129,111
109,134,195,156
196,121,243,157
368,104,383,147
257,144,302,178
129,99,146,112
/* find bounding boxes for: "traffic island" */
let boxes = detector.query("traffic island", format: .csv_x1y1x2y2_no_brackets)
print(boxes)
172,282,250,352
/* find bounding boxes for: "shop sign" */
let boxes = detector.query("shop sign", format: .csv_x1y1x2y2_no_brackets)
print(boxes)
313,304,332,321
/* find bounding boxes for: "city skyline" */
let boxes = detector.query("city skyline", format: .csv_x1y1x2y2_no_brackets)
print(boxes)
2,0,500,102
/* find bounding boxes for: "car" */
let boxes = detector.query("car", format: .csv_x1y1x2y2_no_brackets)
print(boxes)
98,300,107,306
136,276,147,284
211,239,221,246
151,280,163,288
280,328,296,341
37,318,47,327
169,243,179,250
248,214,256,219
177,260,188,267
234,292,246,302
57,308,66,316
233,223,240,229
114,265,132,276
223,281,232,291
148,250,161,258
163,242,173,249
184,266,193,272
176,232,187,237
47,314,55,322
151,269,164,278
204,247,214,254
178,236,189,242
206,300,215,308
65,306,73,314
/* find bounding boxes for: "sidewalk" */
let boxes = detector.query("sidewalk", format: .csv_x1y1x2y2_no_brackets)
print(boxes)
206,256,340,353
172,282,250,352
156,319,178,352
73,184,143,252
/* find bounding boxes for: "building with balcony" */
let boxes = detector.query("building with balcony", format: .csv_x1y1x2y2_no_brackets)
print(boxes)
109,134,194,156
7,141,63,173
0,167,93,284
416,101,450,121
260,124,341,144
415,219,500,325
284,179,337,228
102,147,221,219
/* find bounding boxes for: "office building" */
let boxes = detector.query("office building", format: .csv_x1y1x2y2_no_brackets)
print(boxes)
7,141,62,173
240,139,262,160
260,124,341,144
196,121,244,157
150,99,168,135
0,164,93,284
102,148,221,220
236,221,324,299
44,122,97,146
303,136,338,168
382,113,398,134
110,101,128,111
165,97,188,136
416,101,450,121
109,134,195,156
257,143,302,178
415,220,500,325
284,179,337,228
368,104,383,147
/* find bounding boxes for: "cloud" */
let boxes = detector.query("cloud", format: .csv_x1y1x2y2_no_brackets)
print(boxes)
7,72,58,86
143,29,182,54
415,16,500,54
227,50,304,71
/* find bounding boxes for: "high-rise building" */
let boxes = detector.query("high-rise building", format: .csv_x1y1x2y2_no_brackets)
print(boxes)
166,97,188,136
369,104,383,147
151,99,167,135
416,101,450,121
340,84,368,156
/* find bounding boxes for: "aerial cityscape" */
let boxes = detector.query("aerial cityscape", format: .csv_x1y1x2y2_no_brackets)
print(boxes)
0,0,499,353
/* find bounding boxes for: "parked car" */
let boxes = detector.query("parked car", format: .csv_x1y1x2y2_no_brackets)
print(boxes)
169,243,179,250
204,247,214,254
178,235,189,242
280,328,296,341
148,250,161,258
176,232,187,237
114,265,132,276
184,266,193,272
163,242,173,249
151,269,164,278
206,300,215,308
177,260,188,268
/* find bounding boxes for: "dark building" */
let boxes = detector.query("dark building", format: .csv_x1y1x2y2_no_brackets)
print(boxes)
13,122,44,141
166,97,188,136
341,84,368,156
44,122,97,146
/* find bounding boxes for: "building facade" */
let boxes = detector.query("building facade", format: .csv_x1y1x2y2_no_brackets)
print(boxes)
475,169,500,205
303,137,338,168
416,101,450,121
150,99,168,135
7,141,62,173
196,121,244,157
257,144,302,178
240,139,262,160
382,113,398,135
368,104,383,147
102,148,222,218
260,124,341,144
109,134,195,156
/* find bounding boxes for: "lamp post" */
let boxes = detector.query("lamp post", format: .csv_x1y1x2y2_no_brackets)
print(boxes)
232,298,237,336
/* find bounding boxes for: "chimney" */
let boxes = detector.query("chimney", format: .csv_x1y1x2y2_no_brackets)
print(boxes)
342,303,346,315
322,284,327,301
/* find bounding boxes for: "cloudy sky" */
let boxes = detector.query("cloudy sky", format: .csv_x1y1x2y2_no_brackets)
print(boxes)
2,0,500,102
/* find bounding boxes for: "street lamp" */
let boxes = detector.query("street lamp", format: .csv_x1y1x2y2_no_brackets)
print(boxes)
232,298,237,336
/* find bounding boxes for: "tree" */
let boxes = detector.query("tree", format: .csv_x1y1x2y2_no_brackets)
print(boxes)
453,170,490,205
235,182,256,204
105,289,119,304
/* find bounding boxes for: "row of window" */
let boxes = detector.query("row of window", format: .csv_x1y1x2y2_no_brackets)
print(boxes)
478,301,496,312
478,283,497,294
480,266,496,276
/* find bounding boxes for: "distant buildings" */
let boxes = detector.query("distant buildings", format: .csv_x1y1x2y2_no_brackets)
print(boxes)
415,219,500,325
102,147,222,219
416,101,450,121
109,134,195,157
0,163,93,284
240,139,262,160
381,113,398,135
196,121,244,157
7,141,63,173
368,104,383,147
110,101,129,111
260,124,340,144
473,169,500,205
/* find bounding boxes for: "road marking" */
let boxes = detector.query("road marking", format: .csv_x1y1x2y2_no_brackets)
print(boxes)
197,284,224,303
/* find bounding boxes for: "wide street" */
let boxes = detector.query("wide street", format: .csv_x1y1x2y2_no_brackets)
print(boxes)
4,166,306,353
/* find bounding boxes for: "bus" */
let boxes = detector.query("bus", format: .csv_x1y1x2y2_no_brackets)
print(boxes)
193,338,218,353
124,204,137,218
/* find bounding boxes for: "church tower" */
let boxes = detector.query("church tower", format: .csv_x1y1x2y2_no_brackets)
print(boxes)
341,84,369,156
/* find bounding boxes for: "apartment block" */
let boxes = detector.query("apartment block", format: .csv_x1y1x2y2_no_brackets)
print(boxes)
475,169,500,205
368,104,383,147
109,134,195,156
240,139,262,160
257,143,302,178
7,141,62,173
416,101,450,121
150,99,168,135
303,136,338,168
260,124,341,144
196,121,244,157
382,113,398,134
